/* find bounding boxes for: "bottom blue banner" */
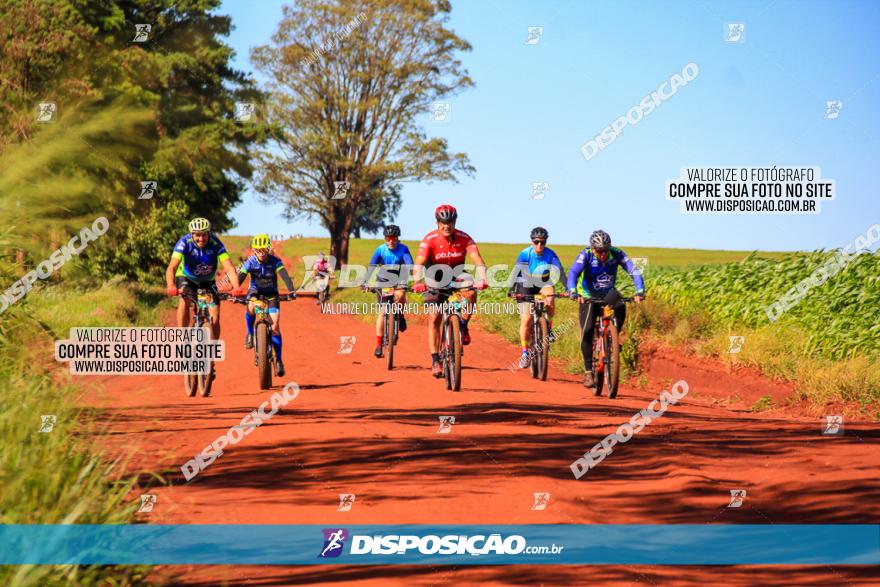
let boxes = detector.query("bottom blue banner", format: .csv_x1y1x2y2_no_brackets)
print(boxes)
0,525,877,565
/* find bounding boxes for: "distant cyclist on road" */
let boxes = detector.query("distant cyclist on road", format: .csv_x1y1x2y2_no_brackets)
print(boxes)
509,227,564,369
567,230,645,388
362,225,414,359
412,204,488,378
238,234,296,377
310,251,335,304
165,217,244,341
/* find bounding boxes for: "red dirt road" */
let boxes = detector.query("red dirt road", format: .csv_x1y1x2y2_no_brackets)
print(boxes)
82,281,880,585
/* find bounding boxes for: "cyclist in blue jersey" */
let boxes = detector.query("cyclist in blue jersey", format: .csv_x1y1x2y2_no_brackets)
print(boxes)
362,225,414,358
508,227,564,369
567,230,645,388
165,217,244,340
238,234,297,377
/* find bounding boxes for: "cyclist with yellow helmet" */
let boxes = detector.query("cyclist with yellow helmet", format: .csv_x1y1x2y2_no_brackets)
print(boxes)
166,217,244,340
237,234,296,377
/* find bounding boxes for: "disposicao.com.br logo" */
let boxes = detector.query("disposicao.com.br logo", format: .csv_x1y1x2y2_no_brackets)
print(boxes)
318,529,564,557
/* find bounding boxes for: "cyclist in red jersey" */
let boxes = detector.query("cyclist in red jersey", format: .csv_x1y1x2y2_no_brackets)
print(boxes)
412,204,488,378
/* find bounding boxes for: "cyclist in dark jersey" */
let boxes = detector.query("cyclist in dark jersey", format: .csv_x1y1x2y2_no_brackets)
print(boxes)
165,217,244,341
362,225,414,358
238,234,296,377
567,229,645,388
412,204,488,378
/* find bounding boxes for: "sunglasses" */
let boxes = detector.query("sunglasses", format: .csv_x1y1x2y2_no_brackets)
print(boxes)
532,239,546,245
192,231,209,238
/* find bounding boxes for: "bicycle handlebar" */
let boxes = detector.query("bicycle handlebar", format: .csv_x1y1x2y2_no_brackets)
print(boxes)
221,293,296,304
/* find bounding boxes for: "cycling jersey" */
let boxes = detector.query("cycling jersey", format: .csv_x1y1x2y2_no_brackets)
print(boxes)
171,234,230,282
365,242,414,286
313,259,330,274
566,246,645,296
512,245,564,287
239,254,284,294
417,229,478,267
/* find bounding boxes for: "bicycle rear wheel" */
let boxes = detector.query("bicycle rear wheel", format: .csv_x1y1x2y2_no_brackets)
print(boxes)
593,328,604,397
256,321,272,389
536,316,550,381
385,309,395,370
605,322,621,398
443,316,462,391
184,372,197,397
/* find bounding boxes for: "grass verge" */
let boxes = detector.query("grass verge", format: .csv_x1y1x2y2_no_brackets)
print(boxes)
0,278,165,586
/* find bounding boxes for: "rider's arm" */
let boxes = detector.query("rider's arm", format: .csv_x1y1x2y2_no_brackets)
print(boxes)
617,249,646,295
466,244,487,283
166,257,181,289
277,266,295,292
510,249,529,293
220,256,241,289
363,248,382,287
550,251,565,289
412,254,426,283
567,250,587,293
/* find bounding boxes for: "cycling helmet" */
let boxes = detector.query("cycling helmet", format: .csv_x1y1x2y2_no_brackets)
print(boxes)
383,224,401,237
590,229,611,251
530,226,549,241
435,204,458,224
251,234,271,250
189,217,211,233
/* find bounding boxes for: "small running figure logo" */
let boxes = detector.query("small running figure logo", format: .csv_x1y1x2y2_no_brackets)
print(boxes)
727,489,746,508
531,182,549,200
332,181,350,199
37,102,57,123
430,102,451,122
437,416,455,434
235,102,255,122
727,336,744,354
532,492,550,510
338,336,356,354
133,24,151,43
724,22,745,43
822,415,844,436
138,494,157,513
319,528,349,558
337,494,355,512
139,180,157,200
39,415,57,433
824,101,843,120
525,26,544,45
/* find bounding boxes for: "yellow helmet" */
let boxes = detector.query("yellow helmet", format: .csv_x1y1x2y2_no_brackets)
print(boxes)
251,234,271,250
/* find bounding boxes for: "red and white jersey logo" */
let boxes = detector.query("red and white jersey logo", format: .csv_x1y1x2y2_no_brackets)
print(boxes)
417,229,478,267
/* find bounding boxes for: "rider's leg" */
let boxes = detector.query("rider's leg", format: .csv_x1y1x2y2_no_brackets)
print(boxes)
519,303,532,352
427,309,441,354
394,289,407,331
209,303,220,340
579,302,596,372
540,285,556,326
245,304,255,336
178,298,190,328
269,310,282,358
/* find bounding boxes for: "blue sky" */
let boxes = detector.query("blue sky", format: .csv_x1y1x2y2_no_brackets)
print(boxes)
221,0,880,251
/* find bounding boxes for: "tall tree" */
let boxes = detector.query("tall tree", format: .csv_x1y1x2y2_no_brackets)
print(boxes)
252,0,475,263
0,0,267,280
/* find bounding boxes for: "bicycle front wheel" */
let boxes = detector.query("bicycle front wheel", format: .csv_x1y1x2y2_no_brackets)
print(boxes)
447,316,462,391
605,322,621,398
536,316,549,381
385,309,395,371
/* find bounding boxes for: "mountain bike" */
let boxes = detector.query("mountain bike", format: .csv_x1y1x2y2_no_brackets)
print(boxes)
180,289,217,398
510,290,568,381
314,271,334,304
435,288,470,392
370,286,407,370
227,292,295,389
572,289,633,399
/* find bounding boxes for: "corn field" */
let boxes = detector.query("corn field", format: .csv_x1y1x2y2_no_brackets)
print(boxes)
649,251,880,360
